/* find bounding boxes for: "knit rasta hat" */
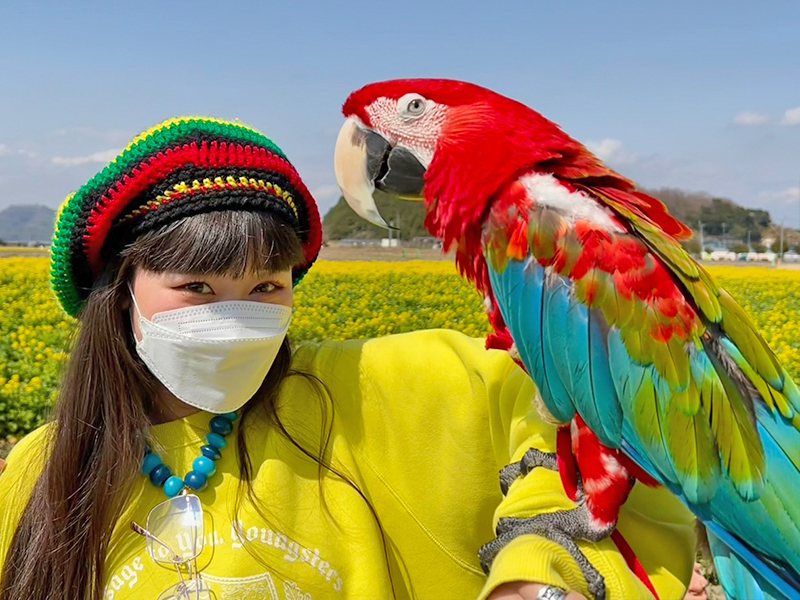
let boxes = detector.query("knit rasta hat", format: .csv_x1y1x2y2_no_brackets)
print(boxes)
50,117,323,317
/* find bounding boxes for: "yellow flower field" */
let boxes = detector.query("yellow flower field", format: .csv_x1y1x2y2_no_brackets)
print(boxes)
0,257,799,438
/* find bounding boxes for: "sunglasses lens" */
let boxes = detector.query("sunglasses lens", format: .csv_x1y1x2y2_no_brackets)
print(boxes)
146,494,205,564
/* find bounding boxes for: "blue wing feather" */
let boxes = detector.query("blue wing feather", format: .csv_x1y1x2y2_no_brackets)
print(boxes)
707,526,800,600
489,259,624,438
607,329,680,483
489,259,575,422
587,309,623,445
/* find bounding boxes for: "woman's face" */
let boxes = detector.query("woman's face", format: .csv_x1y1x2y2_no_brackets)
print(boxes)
129,268,293,343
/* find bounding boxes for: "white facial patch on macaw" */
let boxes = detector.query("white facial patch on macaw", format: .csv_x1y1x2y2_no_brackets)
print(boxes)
365,96,447,168
520,173,625,233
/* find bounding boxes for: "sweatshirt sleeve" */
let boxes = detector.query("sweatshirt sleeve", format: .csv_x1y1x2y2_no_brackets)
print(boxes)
0,424,52,575
479,350,697,600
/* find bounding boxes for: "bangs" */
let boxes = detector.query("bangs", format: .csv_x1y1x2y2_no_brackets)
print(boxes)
120,211,305,278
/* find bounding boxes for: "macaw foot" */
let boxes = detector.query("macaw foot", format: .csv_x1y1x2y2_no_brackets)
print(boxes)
499,447,557,495
488,445,613,600
478,504,611,600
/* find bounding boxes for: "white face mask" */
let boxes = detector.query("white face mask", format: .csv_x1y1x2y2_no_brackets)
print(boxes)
129,288,292,414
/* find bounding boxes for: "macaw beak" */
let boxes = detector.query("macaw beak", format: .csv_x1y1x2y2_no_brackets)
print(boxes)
334,117,426,229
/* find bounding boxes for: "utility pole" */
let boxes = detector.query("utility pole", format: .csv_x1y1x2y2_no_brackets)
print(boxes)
780,219,785,259
747,229,751,252
699,220,705,256
722,222,727,249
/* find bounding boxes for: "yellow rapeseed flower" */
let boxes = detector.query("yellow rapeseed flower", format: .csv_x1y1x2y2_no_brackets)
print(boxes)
0,257,799,438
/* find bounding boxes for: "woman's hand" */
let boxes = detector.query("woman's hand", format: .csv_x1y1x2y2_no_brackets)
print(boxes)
487,581,587,600
485,562,709,600
486,563,708,600
683,563,709,600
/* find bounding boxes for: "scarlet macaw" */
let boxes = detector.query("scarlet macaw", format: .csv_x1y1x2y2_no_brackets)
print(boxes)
333,79,800,600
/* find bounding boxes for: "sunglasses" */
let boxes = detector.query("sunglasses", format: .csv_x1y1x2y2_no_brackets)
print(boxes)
131,493,217,600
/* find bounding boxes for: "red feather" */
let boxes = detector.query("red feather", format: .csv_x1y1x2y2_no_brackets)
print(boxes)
585,186,692,241
557,426,579,502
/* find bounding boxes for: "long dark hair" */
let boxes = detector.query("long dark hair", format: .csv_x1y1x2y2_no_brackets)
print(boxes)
0,210,386,600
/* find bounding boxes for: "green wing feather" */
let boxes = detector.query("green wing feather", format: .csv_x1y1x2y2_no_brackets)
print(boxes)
588,184,796,423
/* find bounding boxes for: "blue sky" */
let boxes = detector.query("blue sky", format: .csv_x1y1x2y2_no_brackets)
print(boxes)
1,0,798,228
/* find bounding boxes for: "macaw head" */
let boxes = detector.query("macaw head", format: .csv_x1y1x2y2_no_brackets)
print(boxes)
334,78,580,243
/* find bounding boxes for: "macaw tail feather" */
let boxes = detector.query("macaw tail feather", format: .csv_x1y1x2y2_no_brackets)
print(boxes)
706,523,800,600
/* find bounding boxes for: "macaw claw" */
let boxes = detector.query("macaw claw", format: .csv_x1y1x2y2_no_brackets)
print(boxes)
478,506,608,600
499,447,558,495
487,447,611,600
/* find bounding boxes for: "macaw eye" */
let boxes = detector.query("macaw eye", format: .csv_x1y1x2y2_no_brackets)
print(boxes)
408,98,425,113
398,94,428,119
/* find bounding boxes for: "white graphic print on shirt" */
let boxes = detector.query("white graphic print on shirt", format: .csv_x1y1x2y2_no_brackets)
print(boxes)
103,519,342,599
204,571,282,600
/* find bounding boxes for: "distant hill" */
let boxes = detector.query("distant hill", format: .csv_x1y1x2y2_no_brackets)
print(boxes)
0,205,56,244
643,187,772,245
323,190,428,241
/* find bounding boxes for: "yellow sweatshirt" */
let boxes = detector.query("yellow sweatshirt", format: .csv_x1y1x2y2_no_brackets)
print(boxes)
0,330,695,600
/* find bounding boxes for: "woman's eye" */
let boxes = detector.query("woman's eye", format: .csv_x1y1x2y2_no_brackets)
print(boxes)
254,282,278,294
184,282,213,294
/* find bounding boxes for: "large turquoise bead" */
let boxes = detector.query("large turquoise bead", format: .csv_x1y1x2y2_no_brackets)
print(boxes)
193,456,217,478
221,412,239,422
184,471,208,491
201,445,221,461
142,453,163,476
209,416,233,436
206,433,228,450
164,476,185,498
149,465,172,486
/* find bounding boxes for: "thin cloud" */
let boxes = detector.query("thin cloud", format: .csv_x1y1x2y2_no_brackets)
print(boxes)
778,187,800,204
733,112,769,126
311,184,342,202
0,145,35,159
759,187,800,206
782,107,800,126
51,148,121,167
585,138,638,165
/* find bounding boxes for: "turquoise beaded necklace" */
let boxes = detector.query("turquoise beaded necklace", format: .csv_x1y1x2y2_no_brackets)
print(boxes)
141,412,238,498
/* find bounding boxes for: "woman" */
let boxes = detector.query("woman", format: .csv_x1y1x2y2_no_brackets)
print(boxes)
0,118,696,600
